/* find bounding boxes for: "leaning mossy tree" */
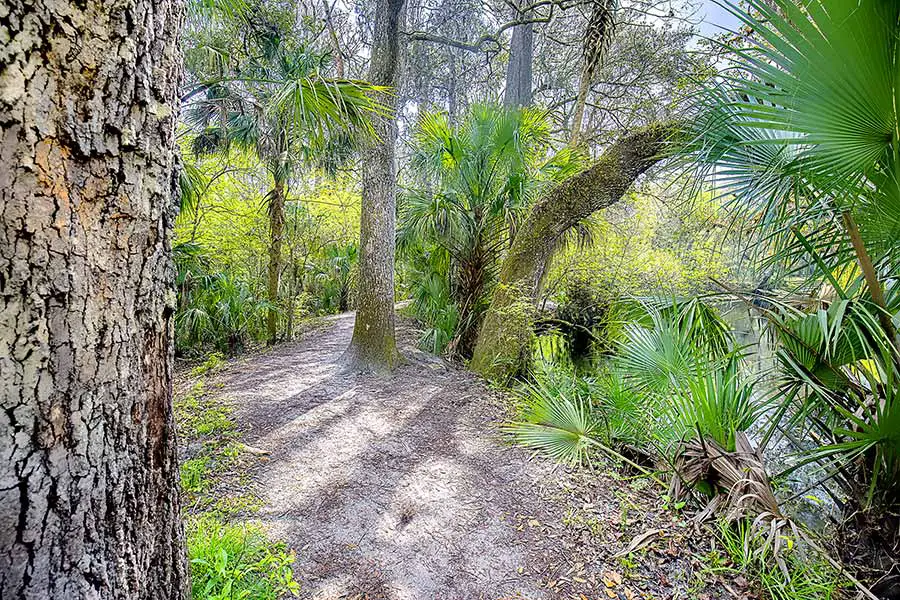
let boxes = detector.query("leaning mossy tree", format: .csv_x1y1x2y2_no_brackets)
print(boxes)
471,123,676,381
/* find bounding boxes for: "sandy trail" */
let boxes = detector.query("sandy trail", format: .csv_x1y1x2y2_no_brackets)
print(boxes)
214,313,728,600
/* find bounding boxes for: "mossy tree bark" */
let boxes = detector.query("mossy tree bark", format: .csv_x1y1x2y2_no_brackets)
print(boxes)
345,0,406,372
0,0,187,597
471,123,676,381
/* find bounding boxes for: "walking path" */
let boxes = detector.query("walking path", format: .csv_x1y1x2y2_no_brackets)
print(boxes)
210,313,730,600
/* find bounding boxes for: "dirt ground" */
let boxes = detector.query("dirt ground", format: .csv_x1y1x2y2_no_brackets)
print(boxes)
204,313,736,600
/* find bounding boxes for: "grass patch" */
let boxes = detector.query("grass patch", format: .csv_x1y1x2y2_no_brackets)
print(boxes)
176,357,295,598
175,382,235,441
190,352,227,378
181,457,210,495
187,515,299,600
703,519,845,600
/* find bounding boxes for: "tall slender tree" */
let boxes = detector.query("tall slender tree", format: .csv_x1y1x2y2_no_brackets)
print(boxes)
344,0,407,371
568,0,617,147
0,0,187,597
184,9,379,345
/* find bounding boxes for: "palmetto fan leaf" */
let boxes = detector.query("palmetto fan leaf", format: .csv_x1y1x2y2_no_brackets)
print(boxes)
616,299,735,394
269,74,387,142
504,378,601,465
723,1,898,173
669,356,760,452
764,295,900,505
691,0,900,279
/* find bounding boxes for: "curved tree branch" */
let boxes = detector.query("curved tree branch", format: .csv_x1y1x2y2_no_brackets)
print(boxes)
471,121,680,380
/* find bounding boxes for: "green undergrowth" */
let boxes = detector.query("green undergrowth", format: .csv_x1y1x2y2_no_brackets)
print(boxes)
176,354,299,599
702,520,844,600
187,516,299,600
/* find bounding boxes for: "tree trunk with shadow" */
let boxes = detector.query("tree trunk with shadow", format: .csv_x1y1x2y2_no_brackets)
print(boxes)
345,0,406,372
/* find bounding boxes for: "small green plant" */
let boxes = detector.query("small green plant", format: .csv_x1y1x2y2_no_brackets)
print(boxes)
187,516,300,600
660,493,686,512
191,352,226,377
181,458,210,495
709,519,843,600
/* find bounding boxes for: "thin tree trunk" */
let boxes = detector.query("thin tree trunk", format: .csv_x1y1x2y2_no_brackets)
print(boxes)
345,0,406,371
568,0,616,147
569,73,592,147
267,176,286,345
471,123,675,380
0,0,187,597
324,0,346,78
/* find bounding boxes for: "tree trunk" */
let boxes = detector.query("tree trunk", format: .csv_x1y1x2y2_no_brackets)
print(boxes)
324,1,346,78
267,176,285,345
504,15,534,108
569,73,593,147
452,240,489,358
568,0,617,147
471,123,675,381
504,0,534,109
0,0,187,597
344,0,406,372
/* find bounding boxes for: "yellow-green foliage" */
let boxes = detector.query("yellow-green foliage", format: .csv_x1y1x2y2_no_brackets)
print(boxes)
174,156,363,350
545,190,730,302
175,158,361,288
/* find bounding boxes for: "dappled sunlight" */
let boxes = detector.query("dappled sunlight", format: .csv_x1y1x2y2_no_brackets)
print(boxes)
255,387,438,512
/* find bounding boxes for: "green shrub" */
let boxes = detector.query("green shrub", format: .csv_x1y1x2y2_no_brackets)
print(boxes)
187,516,300,600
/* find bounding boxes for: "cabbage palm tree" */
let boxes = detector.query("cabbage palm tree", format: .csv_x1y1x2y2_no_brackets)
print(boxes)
400,104,582,355
183,4,382,344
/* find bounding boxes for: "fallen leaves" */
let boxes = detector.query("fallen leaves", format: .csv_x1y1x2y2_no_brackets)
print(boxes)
614,528,665,558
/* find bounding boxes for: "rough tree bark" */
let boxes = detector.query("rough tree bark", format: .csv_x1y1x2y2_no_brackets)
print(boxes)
0,0,187,597
266,175,285,344
344,0,406,372
471,123,675,381
504,0,534,108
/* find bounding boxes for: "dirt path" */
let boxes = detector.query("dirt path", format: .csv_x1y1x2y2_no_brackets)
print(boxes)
213,313,730,600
